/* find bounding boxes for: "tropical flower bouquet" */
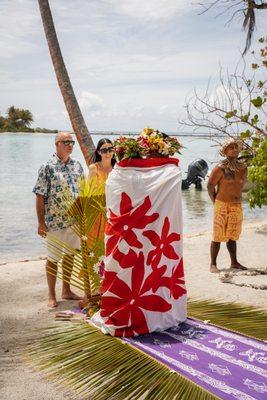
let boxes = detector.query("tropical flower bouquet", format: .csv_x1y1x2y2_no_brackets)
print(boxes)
113,127,182,161
138,127,182,157
113,136,143,161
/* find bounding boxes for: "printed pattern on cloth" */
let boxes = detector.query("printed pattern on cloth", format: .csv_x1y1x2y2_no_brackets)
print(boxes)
213,200,243,242
122,318,267,400
33,153,84,230
91,160,187,336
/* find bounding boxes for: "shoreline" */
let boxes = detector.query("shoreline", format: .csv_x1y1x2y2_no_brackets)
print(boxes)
1,219,265,267
0,131,223,138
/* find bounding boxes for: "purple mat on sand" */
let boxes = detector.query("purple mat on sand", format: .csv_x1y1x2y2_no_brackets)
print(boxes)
123,319,267,400
67,308,267,400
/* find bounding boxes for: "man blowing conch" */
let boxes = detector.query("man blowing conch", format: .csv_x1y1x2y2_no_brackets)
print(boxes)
207,138,248,273
33,132,84,307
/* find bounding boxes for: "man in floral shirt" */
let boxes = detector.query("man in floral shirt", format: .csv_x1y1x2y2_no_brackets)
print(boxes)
33,132,84,307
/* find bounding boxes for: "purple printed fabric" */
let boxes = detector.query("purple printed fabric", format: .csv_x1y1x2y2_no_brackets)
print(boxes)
123,318,267,400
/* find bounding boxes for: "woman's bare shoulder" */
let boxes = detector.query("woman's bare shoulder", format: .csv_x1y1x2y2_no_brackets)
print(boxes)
88,163,97,179
88,163,97,172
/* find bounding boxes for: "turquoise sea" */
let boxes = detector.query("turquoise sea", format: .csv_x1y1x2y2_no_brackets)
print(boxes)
0,133,266,262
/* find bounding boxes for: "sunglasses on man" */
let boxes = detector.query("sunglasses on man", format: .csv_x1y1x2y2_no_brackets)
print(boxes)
58,140,75,146
99,147,114,154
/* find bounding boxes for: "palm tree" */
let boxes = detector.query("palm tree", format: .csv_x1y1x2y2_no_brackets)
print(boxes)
19,109,34,127
0,114,6,130
7,106,21,130
38,0,95,165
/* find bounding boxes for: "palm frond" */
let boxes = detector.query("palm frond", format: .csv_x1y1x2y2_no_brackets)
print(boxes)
242,1,256,55
47,177,106,299
188,298,267,340
26,322,218,400
25,299,266,399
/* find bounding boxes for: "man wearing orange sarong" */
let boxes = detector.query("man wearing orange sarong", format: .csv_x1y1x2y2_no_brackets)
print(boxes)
213,200,243,243
208,138,248,273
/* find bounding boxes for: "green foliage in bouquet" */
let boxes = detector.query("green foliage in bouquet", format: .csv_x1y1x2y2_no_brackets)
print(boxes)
114,127,182,161
113,136,143,161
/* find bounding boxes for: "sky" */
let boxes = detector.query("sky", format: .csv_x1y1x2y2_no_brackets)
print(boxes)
0,0,266,132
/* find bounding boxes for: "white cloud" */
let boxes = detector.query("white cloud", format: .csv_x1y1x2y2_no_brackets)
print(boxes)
0,0,40,58
115,0,191,22
1,0,266,132
78,91,105,116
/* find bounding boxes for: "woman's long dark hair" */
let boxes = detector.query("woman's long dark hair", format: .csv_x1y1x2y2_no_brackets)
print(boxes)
94,138,116,166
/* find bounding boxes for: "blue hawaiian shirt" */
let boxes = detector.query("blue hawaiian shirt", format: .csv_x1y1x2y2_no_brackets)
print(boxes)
33,154,84,230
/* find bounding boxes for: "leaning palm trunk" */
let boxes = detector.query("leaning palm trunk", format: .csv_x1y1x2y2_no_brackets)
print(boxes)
38,0,94,165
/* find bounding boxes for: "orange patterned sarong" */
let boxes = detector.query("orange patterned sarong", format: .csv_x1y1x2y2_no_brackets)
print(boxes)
213,200,243,242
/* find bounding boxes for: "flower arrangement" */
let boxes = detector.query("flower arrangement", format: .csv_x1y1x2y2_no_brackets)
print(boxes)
113,127,182,161
113,136,143,161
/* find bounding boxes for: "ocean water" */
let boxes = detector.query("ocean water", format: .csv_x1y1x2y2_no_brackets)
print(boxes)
0,133,266,262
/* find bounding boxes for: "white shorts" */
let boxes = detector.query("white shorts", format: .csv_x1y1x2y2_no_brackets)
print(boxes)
46,227,80,263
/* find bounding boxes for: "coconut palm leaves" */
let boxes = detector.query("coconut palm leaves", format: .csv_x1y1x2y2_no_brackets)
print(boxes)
26,299,266,400
47,177,106,298
188,298,267,341
27,322,218,400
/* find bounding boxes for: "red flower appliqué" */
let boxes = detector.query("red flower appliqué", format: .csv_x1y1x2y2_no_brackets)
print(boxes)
106,192,159,260
171,258,186,299
100,252,172,337
141,265,170,294
143,217,180,269
101,270,117,294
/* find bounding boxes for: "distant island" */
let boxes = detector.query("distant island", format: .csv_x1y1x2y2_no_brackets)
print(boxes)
0,106,58,133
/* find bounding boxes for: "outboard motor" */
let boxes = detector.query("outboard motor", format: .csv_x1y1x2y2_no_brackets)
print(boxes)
182,159,209,190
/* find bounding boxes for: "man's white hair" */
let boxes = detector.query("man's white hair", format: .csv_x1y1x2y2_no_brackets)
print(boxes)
55,131,72,143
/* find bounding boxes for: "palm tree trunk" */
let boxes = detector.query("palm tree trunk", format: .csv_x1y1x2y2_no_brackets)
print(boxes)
38,0,94,165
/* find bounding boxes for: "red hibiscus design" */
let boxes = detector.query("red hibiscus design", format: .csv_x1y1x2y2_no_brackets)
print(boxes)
141,265,170,294
101,270,117,294
106,193,159,259
171,258,186,299
143,217,180,269
100,252,172,337
113,248,138,269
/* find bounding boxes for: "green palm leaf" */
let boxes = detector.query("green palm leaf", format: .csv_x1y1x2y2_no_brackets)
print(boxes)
47,177,106,299
26,322,218,400
25,299,266,400
188,298,267,341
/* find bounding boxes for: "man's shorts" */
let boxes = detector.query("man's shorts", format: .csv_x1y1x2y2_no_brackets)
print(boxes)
213,200,243,242
46,227,80,263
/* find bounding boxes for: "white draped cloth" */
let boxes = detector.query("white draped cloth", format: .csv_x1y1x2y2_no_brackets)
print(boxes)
91,158,187,337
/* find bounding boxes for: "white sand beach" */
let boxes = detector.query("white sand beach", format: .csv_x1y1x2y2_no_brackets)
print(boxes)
0,221,266,400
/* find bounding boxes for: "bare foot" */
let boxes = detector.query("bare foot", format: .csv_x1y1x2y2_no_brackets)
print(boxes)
47,298,58,308
210,265,220,273
62,291,83,301
78,298,89,309
231,263,247,270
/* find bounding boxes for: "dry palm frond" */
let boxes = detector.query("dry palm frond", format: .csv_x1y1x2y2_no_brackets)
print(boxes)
25,299,266,399
188,298,267,340
242,0,256,55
